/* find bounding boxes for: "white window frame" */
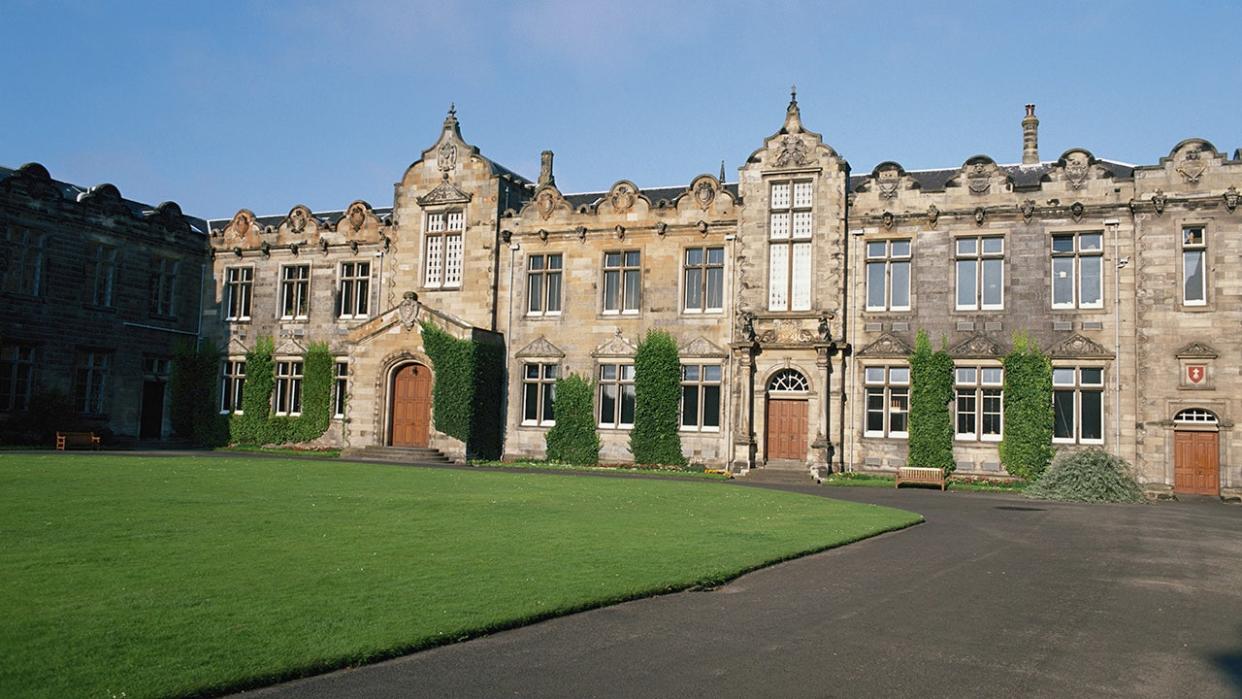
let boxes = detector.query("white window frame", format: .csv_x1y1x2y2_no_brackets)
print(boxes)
224,266,253,321
767,180,814,312
954,366,1004,442
682,246,725,314
680,363,723,432
954,236,1005,311
865,239,912,312
220,359,246,415
863,365,909,439
521,362,558,427
274,359,304,416
423,209,464,289
597,362,636,429
1050,232,1104,310
332,361,348,419
1181,226,1207,307
526,253,563,316
336,260,371,319
1052,366,1104,445
279,264,311,320
602,250,641,315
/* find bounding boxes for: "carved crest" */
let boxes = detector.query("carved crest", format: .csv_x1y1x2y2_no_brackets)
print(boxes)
678,336,726,358
967,162,991,194
1048,333,1114,358
417,179,472,206
437,141,458,172
773,135,811,168
347,203,367,232
536,189,556,219
759,319,816,345
949,332,1004,359
397,291,421,329
592,329,638,358
1224,186,1238,212
1064,153,1090,190
926,204,939,228
1175,148,1206,184
694,179,716,209
515,335,566,359
287,207,309,235
876,168,900,199
857,332,914,358
228,210,256,242
1021,199,1036,223
610,184,636,213
1152,190,1167,214
1176,341,1219,359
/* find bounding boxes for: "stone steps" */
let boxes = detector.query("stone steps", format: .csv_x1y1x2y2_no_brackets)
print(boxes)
744,467,819,486
342,446,455,465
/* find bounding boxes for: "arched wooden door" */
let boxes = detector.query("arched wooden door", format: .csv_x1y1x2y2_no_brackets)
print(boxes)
390,363,431,447
765,369,810,462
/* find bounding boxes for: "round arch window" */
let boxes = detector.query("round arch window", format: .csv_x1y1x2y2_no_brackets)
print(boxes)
768,369,809,393
1174,408,1218,425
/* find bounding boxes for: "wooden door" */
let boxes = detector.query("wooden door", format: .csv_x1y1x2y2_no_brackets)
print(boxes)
139,381,165,439
766,399,808,461
390,364,431,447
1174,430,1219,495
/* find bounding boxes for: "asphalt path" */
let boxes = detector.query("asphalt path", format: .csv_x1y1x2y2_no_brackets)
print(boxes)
237,481,1242,698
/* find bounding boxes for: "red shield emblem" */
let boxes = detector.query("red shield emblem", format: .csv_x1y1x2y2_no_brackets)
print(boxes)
1186,365,1206,384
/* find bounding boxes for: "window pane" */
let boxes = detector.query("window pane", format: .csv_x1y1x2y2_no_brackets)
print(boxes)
982,390,1002,436
1080,255,1102,306
956,259,977,308
866,262,885,309
620,385,636,425
601,384,617,425
982,237,1004,255
889,367,909,384
702,385,721,428
981,368,1003,385
543,383,556,423
790,242,812,310
956,238,978,256
982,258,1003,307
792,211,813,238
866,388,885,433
1052,235,1074,254
889,389,909,434
685,247,703,266
706,247,724,264
956,391,976,436
1080,233,1102,251
1183,228,1204,247
528,255,545,271
1080,368,1103,386
523,382,539,421
769,212,790,240
623,270,641,311
768,244,789,311
1184,250,1205,303
705,267,723,310
625,251,640,267
1054,390,1075,439
890,240,911,258
682,386,699,427
525,364,540,379
528,273,543,312
704,365,723,382
543,364,558,379
684,268,703,310
956,368,976,385
620,365,635,380
605,252,621,267
546,272,562,312
547,254,562,270
770,183,790,208
1053,368,1076,386
603,270,620,311
601,364,616,380
683,365,700,381
1081,391,1103,440
864,367,885,384
890,261,910,308
1052,257,1074,306
866,241,886,259
793,181,813,208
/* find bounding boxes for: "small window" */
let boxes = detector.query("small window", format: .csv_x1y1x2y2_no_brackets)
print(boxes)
683,247,725,313
598,363,635,428
280,265,310,319
1174,408,1217,424
603,251,641,314
332,361,348,418
768,369,809,393
220,359,246,414
865,240,911,312
522,363,558,426
681,364,722,431
1182,227,1207,306
337,261,371,319
527,254,563,315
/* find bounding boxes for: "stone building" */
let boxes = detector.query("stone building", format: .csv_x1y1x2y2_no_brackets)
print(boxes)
0,163,207,441
13,94,1236,499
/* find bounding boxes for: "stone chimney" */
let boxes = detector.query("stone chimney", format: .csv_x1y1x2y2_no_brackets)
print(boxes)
539,150,555,188
1022,104,1040,164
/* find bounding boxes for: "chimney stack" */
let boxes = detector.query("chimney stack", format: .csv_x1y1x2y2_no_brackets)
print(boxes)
1022,104,1039,164
539,150,555,187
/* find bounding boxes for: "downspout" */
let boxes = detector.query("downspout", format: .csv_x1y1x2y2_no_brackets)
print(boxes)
837,162,852,472
1107,218,1124,453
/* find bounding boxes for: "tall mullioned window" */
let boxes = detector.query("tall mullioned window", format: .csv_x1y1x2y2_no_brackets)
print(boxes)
1,226,44,296
955,367,1003,441
150,257,179,317
86,243,118,307
424,210,464,289
1053,367,1103,444
768,180,813,311
280,265,310,319
220,360,246,414
865,240,911,312
0,344,35,412
955,237,1004,311
225,267,253,321
333,361,348,418
336,261,371,319
683,247,724,313
75,350,111,415
680,364,722,431
1051,232,1103,309
602,251,641,314
598,363,635,428
1182,226,1206,305
527,254,563,315
522,363,557,426
274,360,303,416
863,366,909,438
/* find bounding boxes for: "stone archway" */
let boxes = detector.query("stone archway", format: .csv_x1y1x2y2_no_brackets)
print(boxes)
389,362,432,448
1173,408,1220,496
766,368,810,462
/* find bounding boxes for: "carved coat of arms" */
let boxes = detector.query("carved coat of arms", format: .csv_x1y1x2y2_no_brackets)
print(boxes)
288,207,308,235
967,163,991,194
398,291,421,329
348,204,366,232
610,184,635,213
537,190,556,219
438,141,458,172
1176,149,1206,184
1065,155,1090,190
694,180,715,209
774,136,810,168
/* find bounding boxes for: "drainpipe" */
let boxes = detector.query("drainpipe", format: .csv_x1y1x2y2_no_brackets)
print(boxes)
836,161,851,473
1107,218,1125,454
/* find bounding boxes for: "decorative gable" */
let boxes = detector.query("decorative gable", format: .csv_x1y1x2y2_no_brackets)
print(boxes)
226,337,250,357
949,332,1005,359
273,335,307,357
416,178,473,206
678,336,726,358
857,332,913,358
1047,333,1114,359
1176,341,1219,359
516,336,565,359
591,329,638,358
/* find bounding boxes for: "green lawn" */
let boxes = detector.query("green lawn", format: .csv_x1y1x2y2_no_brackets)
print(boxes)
0,454,920,699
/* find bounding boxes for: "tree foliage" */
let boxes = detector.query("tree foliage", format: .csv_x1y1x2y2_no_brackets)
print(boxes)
545,373,600,465
908,330,955,473
630,330,686,466
1000,332,1054,480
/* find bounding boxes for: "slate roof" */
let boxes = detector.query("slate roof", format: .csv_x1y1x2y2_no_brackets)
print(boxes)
848,159,1135,193
0,164,209,234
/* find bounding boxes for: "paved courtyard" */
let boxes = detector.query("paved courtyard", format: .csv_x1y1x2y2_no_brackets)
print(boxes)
239,481,1242,698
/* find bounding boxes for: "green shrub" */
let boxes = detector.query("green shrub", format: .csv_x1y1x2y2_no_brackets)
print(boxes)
545,373,600,465
630,330,686,466
170,339,228,447
908,330,955,473
420,322,505,459
0,389,80,445
1000,332,1054,480
1026,449,1144,503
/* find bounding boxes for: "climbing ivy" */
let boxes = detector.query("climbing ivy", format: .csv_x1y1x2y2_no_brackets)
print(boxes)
545,373,600,465
1000,332,1054,480
630,330,686,466
908,330,955,473
170,338,228,446
420,321,504,459
229,337,333,446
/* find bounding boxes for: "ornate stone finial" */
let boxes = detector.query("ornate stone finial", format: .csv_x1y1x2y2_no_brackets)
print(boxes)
442,102,461,138
539,150,555,187
791,83,797,104
448,102,456,117
719,160,726,184
782,85,803,134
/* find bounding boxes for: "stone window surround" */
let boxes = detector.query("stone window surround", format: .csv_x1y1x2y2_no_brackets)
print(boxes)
332,359,348,420
679,362,723,433
278,263,312,321
520,361,558,428
680,244,726,315
525,252,563,318
596,360,635,430
1178,219,1211,311
600,249,642,316
219,357,246,415
862,363,909,440
274,357,304,417
952,233,1005,312
421,207,465,291
1052,364,1105,445
335,259,373,320
1047,227,1105,312
223,264,254,322
862,236,912,313
766,178,815,312
953,363,1004,443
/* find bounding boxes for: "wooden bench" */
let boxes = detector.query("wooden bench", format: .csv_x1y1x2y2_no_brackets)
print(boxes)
56,432,101,451
895,466,946,491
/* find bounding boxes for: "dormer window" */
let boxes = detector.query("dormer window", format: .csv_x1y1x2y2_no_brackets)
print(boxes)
424,210,464,289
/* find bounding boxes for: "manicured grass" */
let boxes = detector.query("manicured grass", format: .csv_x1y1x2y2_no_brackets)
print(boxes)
214,445,342,459
470,458,728,479
0,454,919,699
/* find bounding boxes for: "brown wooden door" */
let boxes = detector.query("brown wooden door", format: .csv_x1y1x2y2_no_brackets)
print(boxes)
1174,430,1219,496
390,364,431,447
766,399,808,461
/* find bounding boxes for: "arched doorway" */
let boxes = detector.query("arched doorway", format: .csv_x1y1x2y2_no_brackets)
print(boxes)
390,363,432,447
1173,408,1219,496
766,369,809,462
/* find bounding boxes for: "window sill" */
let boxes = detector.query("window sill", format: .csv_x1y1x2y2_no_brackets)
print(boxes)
279,317,309,323
679,427,721,434
525,313,563,319
519,421,554,429
598,425,633,431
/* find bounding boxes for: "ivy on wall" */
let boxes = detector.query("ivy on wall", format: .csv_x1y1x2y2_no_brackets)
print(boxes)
229,337,333,446
170,339,228,446
630,330,686,466
545,373,600,465
908,330,955,473
999,332,1054,480
420,321,504,459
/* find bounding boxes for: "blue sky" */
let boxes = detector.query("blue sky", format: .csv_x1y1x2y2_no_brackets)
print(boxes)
1,1,1238,218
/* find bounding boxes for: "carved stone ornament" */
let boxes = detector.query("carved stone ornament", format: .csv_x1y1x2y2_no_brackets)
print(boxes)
417,179,472,206
1070,201,1085,222
1224,186,1238,212
516,335,566,359
773,135,811,168
1021,199,1036,223
974,207,986,226
678,336,726,358
881,211,895,230
759,319,816,345
288,207,309,235
348,203,366,232
1065,153,1090,190
694,179,716,209
817,315,833,343
614,224,625,240
1152,190,1167,214
229,210,255,242
536,189,556,219
857,332,914,358
319,238,329,254
655,222,668,237
1176,341,1219,359
967,162,991,194
877,170,899,199
738,310,757,342
576,225,587,242
398,291,421,329
610,184,636,213
949,332,1003,359
437,140,458,172
926,204,939,228
696,220,709,236
537,228,548,242
1048,333,1114,359
592,328,638,358
1176,148,1207,184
